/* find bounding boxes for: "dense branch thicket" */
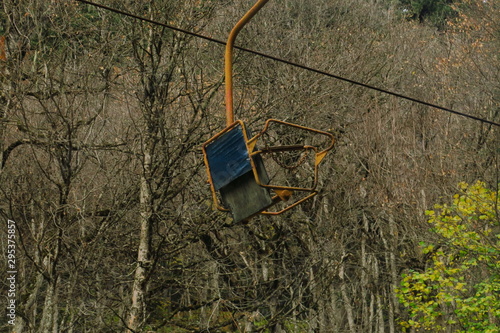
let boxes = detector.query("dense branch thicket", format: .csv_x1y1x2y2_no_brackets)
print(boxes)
1,0,498,332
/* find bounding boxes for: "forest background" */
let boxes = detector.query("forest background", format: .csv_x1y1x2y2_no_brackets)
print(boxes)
0,0,498,332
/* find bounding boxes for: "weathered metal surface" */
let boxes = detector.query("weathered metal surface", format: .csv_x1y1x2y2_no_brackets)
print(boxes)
204,124,252,191
220,155,272,223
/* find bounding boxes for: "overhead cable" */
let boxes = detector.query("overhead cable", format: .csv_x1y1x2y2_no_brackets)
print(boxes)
74,0,500,128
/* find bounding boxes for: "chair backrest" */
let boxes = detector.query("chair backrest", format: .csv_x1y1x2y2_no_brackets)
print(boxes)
203,122,273,222
203,119,335,220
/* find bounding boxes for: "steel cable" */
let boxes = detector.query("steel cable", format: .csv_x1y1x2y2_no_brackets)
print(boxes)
74,0,500,128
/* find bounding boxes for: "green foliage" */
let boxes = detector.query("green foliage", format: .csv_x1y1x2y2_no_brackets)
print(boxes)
399,0,457,28
253,318,271,333
397,181,500,332
284,319,310,332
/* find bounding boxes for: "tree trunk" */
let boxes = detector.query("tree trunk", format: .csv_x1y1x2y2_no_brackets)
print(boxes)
387,216,398,333
39,277,56,333
339,256,356,333
39,226,63,333
361,213,370,332
126,145,153,332
0,35,9,172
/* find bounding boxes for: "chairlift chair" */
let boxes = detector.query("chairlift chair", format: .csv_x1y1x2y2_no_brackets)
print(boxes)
202,0,335,222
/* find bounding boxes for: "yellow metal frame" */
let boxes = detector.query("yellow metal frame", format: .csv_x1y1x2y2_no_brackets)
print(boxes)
202,119,335,216
225,0,270,126
202,0,335,218
248,119,335,215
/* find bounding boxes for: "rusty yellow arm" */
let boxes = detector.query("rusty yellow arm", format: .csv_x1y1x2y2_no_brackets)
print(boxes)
225,0,270,126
